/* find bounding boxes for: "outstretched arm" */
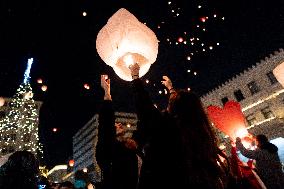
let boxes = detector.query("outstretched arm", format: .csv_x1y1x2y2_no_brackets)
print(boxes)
161,76,177,112
96,75,115,169
235,137,258,159
129,64,162,146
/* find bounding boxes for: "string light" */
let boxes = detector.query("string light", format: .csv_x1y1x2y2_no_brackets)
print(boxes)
0,58,42,158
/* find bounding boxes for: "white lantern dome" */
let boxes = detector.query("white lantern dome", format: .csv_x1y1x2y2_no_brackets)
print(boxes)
96,8,159,81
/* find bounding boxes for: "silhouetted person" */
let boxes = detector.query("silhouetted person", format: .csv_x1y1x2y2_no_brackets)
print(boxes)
0,150,39,189
236,134,284,189
96,75,140,189
129,63,229,189
74,170,93,189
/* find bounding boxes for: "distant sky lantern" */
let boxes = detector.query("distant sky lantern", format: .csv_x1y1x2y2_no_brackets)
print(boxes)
200,17,206,22
178,37,183,43
24,92,33,99
82,11,87,16
84,83,90,90
41,85,47,92
96,8,159,81
207,101,248,140
52,128,58,132
273,61,284,87
69,159,75,167
0,97,5,107
37,78,43,84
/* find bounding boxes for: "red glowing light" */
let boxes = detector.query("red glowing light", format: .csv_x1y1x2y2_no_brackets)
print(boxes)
178,37,183,43
200,17,206,22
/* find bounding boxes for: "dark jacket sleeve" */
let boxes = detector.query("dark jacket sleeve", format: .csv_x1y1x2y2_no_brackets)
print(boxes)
131,79,162,146
96,100,116,168
236,140,259,159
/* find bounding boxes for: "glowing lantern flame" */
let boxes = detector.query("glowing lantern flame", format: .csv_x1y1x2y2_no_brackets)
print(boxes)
96,8,159,81
273,61,284,87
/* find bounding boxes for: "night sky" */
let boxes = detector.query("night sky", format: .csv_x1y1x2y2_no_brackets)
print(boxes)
0,0,283,167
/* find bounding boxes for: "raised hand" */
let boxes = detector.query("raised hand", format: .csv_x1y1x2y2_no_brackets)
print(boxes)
129,63,140,80
161,76,173,91
101,75,111,100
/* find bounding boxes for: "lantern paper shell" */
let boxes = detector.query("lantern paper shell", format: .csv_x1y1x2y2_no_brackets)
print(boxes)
207,101,248,139
273,61,284,87
96,8,159,81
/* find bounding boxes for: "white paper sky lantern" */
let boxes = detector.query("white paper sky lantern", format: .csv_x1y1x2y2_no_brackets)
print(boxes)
273,62,284,87
96,8,159,81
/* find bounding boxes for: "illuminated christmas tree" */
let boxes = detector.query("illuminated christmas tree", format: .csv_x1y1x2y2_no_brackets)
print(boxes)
0,58,42,157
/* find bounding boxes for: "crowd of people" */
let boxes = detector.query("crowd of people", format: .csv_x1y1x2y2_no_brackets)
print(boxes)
0,63,283,189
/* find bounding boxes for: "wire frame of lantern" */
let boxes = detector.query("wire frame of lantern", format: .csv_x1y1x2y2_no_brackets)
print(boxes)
96,8,159,81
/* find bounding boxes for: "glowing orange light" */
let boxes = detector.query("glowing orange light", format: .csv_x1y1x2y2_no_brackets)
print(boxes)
69,159,75,167
37,78,43,84
41,85,48,92
52,128,58,132
207,101,248,139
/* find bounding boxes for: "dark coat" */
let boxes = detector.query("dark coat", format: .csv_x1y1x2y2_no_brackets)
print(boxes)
96,100,138,189
131,79,222,189
236,140,284,189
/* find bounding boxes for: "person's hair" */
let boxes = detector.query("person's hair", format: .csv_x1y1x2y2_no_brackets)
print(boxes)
168,90,229,188
256,134,278,153
256,134,268,146
74,170,90,189
0,150,39,189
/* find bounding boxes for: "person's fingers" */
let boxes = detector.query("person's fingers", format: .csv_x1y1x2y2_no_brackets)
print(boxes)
162,76,169,81
107,79,110,85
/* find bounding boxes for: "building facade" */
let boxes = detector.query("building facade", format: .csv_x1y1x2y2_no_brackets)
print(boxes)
201,49,284,161
72,112,137,182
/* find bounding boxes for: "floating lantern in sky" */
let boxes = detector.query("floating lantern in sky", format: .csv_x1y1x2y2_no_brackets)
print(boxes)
82,11,87,16
273,61,284,87
0,97,5,107
178,37,183,43
84,83,90,90
69,159,75,167
41,85,47,92
37,78,43,84
207,101,248,139
200,17,206,22
52,128,58,132
96,8,159,81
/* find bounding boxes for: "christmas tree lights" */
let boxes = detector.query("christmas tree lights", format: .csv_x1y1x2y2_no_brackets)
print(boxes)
0,58,42,157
